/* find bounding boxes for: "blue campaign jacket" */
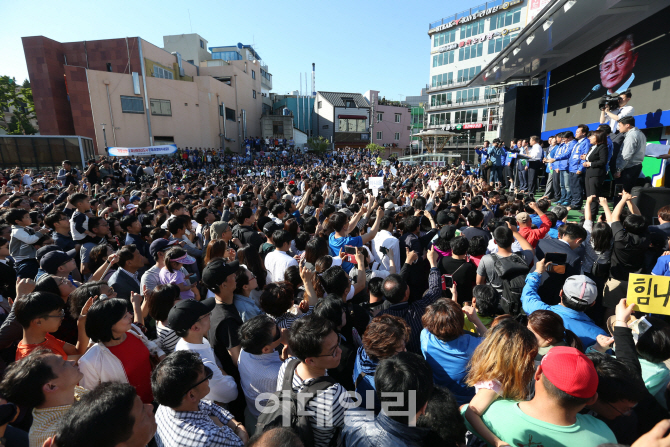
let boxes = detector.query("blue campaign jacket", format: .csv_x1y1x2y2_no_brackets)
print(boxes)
521,272,606,347
547,145,558,172
476,148,488,163
569,138,589,173
554,140,575,171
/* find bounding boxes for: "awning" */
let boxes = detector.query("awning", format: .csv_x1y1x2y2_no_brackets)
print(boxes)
468,0,668,87
337,115,367,119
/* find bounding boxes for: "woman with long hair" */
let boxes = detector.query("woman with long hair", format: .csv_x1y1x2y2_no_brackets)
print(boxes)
464,318,538,447
237,244,268,306
203,239,235,266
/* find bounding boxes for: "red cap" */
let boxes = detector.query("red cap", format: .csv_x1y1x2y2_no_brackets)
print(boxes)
539,346,598,399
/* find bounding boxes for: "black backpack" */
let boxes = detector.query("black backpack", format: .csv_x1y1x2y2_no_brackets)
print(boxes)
255,358,338,446
491,253,530,316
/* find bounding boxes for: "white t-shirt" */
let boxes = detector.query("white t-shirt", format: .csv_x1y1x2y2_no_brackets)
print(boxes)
609,105,634,131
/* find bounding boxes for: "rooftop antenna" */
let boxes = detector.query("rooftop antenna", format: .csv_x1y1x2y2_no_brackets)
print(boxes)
188,9,192,33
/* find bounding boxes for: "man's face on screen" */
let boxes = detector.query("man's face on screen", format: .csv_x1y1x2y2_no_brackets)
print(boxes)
599,40,638,92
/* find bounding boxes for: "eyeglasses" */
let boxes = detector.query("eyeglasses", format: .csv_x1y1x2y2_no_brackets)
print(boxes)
196,312,211,323
599,55,629,73
43,310,66,320
605,400,637,417
183,366,213,397
316,333,342,358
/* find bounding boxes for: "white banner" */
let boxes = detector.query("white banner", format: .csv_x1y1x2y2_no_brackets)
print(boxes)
368,177,384,191
107,144,177,157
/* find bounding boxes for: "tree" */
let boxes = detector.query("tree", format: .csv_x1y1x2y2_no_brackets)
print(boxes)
306,136,330,153
366,143,383,153
0,76,37,135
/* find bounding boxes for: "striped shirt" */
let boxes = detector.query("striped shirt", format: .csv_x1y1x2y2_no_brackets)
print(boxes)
156,322,179,354
272,307,313,330
276,358,351,447
238,349,284,417
29,386,88,447
378,267,442,353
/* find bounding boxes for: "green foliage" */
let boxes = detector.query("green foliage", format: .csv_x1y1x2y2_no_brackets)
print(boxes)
0,76,37,135
307,136,330,153
365,143,384,153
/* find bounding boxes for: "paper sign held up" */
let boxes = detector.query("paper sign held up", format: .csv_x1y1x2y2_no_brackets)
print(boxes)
368,177,384,191
626,274,670,315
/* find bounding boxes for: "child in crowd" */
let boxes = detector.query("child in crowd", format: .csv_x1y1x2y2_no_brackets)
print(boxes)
159,247,197,300
69,193,95,242
464,319,538,447
8,207,50,278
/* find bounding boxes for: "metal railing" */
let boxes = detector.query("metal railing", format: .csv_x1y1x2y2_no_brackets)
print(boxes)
426,80,472,92
426,96,499,111
429,0,504,29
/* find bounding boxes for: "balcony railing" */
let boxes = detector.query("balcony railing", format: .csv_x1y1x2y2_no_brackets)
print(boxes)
426,96,499,111
426,80,472,93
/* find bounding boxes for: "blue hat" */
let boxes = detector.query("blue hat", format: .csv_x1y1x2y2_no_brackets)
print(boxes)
129,195,141,203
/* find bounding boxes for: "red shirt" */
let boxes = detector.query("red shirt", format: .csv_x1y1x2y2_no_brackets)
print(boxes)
16,333,68,361
108,333,153,403
518,214,552,248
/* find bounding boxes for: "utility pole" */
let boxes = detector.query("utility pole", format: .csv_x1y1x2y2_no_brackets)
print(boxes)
100,123,108,148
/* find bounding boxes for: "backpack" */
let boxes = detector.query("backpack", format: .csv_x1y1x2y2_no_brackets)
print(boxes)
490,253,530,316
256,358,338,446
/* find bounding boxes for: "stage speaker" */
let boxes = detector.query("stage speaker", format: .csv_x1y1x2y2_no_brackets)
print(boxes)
500,85,544,144
631,186,670,225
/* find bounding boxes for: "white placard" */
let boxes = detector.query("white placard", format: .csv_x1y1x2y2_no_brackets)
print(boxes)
341,182,350,194
429,180,439,191
390,167,397,176
371,188,379,197
368,177,384,191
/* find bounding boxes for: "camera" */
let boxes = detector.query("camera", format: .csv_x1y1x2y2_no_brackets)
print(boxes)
598,94,621,111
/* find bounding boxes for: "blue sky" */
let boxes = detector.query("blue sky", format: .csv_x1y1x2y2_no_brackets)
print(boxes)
1,0,485,99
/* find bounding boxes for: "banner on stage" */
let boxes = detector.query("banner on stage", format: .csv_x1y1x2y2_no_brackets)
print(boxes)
108,144,178,157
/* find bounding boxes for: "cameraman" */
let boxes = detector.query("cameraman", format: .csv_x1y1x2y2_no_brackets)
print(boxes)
599,90,634,132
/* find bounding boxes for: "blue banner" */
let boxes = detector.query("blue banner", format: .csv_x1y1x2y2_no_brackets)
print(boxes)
107,144,177,157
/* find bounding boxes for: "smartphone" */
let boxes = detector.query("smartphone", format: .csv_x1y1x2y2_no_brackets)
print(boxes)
344,246,357,263
303,261,316,272
461,200,466,207
441,274,454,291
615,184,624,195
516,193,524,200
545,252,567,265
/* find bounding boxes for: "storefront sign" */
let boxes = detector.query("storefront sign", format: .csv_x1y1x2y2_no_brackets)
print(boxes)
432,26,521,53
107,144,177,157
439,123,484,131
429,0,523,35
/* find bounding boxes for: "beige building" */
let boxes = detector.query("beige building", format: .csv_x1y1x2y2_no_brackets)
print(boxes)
23,33,269,154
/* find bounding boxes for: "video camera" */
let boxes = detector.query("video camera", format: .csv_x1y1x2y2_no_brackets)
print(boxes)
598,94,621,111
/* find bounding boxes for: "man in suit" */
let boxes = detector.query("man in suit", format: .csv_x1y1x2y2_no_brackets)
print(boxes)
649,206,670,239
535,223,587,305
108,244,147,301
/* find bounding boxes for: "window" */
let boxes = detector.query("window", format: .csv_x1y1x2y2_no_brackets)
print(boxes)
433,29,457,47
395,114,401,123
377,113,383,122
484,87,498,100
152,66,174,80
433,50,455,68
200,39,204,49
430,92,453,107
150,99,172,116
457,66,482,83
376,131,383,140
225,107,236,121
120,96,144,114
458,43,483,61
459,21,485,39
253,90,257,99
429,112,450,126
318,101,322,109
488,33,518,54
489,7,522,31
394,132,400,141
456,88,480,104
454,109,479,123
339,118,366,132
322,124,329,129
342,98,355,108
252,70,256,79
431,72,454,88
273,121,284,135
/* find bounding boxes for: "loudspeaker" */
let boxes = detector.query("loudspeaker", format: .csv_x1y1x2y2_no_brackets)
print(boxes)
631,186,670,225
500,85,544,144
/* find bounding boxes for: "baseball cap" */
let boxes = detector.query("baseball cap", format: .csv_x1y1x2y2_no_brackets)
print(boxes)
282,193,293,201
515,212,530,224
384,201,395,210
149,238,178,260
540,346,598,399
210,221,230,240
563,275,598,305
339,208,354,218
167,297,216,332
439,225,456,241
263,221,282,236
40,251,73,274
202,259,240,292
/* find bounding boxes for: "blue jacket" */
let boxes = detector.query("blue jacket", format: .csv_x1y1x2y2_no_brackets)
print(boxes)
505,146,518,166
554,141,575,171
569,138,589,173
487,145,505,166
521,272,606,347
353,347,380,413
342,408,431,447
547,146,558,172
476,148,488,163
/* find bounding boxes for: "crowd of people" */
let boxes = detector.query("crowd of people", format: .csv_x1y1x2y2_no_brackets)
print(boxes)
0,128,667,447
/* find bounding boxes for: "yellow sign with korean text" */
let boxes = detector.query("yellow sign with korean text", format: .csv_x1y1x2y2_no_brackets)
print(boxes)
626,274,670,315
